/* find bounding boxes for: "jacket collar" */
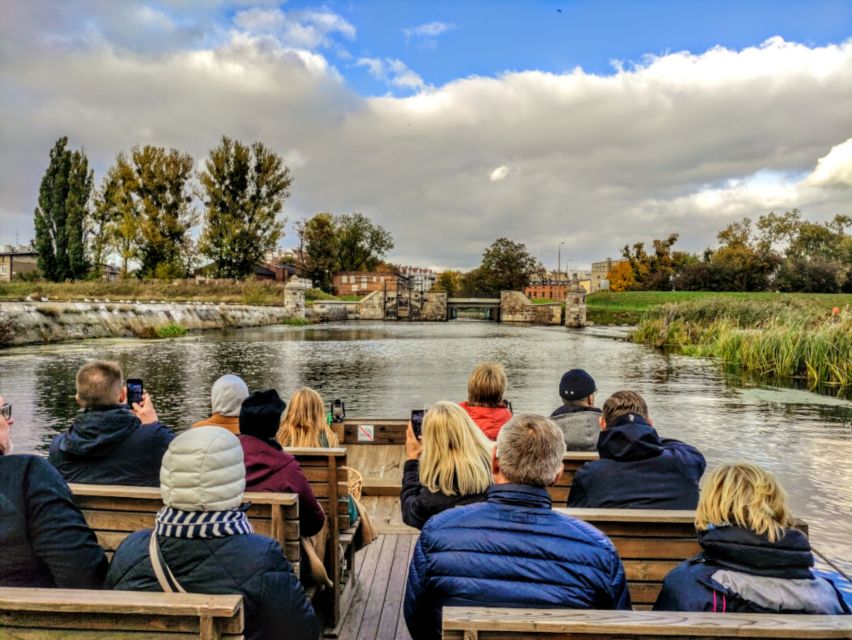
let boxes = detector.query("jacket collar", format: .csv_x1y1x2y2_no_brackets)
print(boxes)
551,404,601,418
486,483,552,509
60,405,140,456
597,415,663,461
698,525,814,579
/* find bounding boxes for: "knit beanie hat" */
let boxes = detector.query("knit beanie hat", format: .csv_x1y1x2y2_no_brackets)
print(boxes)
211,374,250,417
239,389,286,441
559,369,597,401
160,427,245,511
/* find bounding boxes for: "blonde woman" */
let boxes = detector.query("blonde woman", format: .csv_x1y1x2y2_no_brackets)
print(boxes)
277,387,339,448
654,462,849,614
458,362,513,440
401,401,492,530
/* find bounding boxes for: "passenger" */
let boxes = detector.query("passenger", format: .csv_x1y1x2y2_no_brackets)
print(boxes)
191,374,249,434
458,362,513,440
0,393,108,588
549,368,600,450
48,360,174,486
567,390,705,509
107,427,321,640
404,414,630,640
239,389,325,537
400,401,491,530
654,462,850,614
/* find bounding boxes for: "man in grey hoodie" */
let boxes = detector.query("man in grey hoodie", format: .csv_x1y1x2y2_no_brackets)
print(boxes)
549,369,601,451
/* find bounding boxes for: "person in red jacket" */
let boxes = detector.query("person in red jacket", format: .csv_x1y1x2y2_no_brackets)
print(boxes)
238,389,325,537
458,362,513,440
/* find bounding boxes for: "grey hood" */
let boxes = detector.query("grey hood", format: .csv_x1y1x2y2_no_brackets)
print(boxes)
712,569,846,614
549,409,600,451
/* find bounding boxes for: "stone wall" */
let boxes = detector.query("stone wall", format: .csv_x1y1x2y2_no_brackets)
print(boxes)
564,287,587,328
499,291,562,325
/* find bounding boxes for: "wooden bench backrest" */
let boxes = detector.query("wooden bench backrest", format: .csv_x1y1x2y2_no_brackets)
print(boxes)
0,587,244,639
441,606,852,639
341,418,407,445
549,452,598,503
70,484,301,577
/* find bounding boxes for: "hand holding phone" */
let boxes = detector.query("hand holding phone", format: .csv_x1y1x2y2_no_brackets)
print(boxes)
410,409,425,440
126,379,144,406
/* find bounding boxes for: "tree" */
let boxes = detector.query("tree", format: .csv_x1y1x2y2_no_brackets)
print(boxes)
621,234,680,290
298,213,338,291
33,137,93,281
335,213,394,272
436,270,463,296
198,136,292,278
607,261,636,292
475,238,542,295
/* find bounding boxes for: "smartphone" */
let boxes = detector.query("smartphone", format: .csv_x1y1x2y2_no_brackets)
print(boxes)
126,378,144,406
411,409,425,440
330,399,346,423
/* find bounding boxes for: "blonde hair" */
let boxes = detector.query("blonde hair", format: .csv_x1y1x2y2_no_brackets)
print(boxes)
419,401,493,496
696,462,794,543
601,390,648,427
76,361,123,408
466,362,507,408
277,387,339,448
496,414,566,486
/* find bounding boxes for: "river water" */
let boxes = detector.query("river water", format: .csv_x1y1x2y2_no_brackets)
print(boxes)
1,321,850,570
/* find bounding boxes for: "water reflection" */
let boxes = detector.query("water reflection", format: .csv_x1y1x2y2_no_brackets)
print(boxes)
0,321,849,569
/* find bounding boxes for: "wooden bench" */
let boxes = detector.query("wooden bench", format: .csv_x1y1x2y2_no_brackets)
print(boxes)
0,587,243,639
441,607,852,639
283,447,356,629
70,484,301,578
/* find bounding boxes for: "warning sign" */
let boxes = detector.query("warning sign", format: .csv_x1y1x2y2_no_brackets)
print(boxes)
357,424,375,442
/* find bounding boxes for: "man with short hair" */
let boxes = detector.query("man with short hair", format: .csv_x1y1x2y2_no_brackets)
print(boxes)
49,361,174,486
549,368,601,450
404,414,630,640
567,390,706,509
0,393,108,588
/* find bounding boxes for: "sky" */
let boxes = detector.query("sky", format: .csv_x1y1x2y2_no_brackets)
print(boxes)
0,1,851,271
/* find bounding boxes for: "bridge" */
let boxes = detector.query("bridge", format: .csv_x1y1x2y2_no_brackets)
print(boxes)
446,298,501,321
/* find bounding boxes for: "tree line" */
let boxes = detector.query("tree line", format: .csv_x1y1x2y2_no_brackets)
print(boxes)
610,210,852,293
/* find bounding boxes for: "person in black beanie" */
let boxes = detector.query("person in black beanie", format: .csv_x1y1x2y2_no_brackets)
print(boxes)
549,369,601,451
238,390,325,537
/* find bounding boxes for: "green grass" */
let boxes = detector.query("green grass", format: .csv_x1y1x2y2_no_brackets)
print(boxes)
531,298,561,305
304,288,342,302
156,323,188,338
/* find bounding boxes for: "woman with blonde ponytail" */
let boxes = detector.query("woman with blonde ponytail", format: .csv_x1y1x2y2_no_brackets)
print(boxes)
400,401,492,530
654,462,849,614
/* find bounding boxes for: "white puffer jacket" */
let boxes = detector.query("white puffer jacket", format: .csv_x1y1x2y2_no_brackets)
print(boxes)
160,426,245,511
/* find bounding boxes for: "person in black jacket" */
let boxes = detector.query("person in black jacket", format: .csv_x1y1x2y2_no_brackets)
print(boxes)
0,393,108,588
654,462,849,614
107,426,320,640
48,360,174,486
567,390,705,509
400,401,491,529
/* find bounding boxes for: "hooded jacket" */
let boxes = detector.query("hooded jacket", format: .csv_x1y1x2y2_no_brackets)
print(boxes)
654,526,849,614
566,415,705,509
399,459,487,530
458,401,512,440
404,483,631,640
48,406,174,487
0,454,107,588
549,405,601,451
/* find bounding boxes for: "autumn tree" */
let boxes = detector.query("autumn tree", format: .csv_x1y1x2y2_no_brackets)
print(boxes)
436,270,463,296
621,233,680,290
198,136,292,278
606,261,635,292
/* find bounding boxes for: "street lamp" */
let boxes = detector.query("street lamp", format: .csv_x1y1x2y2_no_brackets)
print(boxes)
557,242,565,282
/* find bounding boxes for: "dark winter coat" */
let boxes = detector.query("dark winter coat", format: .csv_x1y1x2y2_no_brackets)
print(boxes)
458,402,512,440
107,529,321,640
48,406,174,487
399,459,487,530
550,404,601,451
567,415,705,509
0,454,107,588
404,483,631,640
239,434,325,538
654,526,849,614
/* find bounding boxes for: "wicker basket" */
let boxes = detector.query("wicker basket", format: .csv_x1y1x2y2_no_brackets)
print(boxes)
340,466,363,501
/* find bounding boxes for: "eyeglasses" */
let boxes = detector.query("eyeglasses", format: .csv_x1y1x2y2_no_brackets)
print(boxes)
0,404,10,420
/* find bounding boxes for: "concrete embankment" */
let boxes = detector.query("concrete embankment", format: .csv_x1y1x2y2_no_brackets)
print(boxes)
0,301,290,347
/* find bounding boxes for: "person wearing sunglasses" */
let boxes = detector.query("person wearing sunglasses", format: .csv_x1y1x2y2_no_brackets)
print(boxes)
0,393,108,588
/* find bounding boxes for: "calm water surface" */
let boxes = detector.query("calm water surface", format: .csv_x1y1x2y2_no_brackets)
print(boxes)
1,321,850,569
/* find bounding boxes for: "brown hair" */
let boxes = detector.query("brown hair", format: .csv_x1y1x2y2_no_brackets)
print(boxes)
76,361,123,408
601,390,648,427
277,387,339,448
495,414,566,487
466,362,507,408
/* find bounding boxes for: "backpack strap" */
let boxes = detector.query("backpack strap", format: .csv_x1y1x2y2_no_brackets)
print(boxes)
148,530,187,594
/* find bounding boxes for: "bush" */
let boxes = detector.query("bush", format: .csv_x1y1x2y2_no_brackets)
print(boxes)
156,323,188,338
0,315,13,347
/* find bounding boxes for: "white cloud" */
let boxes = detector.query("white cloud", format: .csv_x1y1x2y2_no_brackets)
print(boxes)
233,7,355,49
804,138,852,188
355,57,426,91
489,165,510,182
403,21,455,40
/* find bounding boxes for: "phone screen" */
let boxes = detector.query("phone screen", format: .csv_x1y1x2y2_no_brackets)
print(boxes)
127,379,144,406
411,409,425,440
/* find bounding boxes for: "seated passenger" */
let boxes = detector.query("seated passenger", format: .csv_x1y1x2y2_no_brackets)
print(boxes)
458,362,513,440
239,389,325,537
191,374,249,433
654,462,850,614
48,360,174,486
567,390,705,509
107,427,321,640
404,414,630,640
549,368,600,450
400,401,490,530
0,393,108,588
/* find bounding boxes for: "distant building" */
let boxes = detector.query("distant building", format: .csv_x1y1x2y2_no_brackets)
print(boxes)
525,269,591,299
591,258,628,293
0,245,38,282
254,262,298,282
333,271,398,295
396,265,436,291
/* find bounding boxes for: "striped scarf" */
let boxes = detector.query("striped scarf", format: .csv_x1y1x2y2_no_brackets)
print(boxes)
154,506,253,539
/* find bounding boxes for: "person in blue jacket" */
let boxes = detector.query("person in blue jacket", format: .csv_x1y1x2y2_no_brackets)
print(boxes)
567,390,705,509
0,392,108,588
404,414,631,640
48,360,174,486
107,426,320,640
654,462,850,614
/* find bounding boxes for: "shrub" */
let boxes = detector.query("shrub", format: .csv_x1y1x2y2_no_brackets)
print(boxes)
0,315,13,347
156,323,188,339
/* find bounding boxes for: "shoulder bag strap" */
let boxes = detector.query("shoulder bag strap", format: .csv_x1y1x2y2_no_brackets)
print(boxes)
148,530,188,594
